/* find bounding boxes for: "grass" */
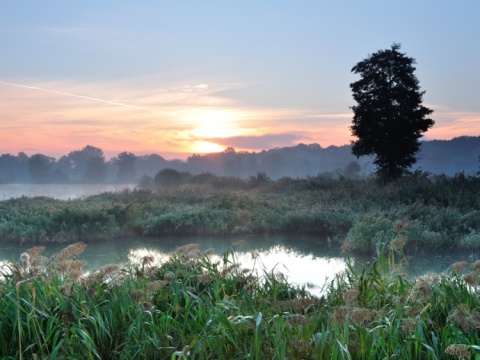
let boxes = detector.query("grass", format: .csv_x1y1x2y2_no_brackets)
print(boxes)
2,232,480,359
1,172,480,252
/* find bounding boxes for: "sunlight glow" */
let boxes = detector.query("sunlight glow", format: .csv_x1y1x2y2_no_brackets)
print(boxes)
127,248,169,266
187,109,245,139
190,141,226,154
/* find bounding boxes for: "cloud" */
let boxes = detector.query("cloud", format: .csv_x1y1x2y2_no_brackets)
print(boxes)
0,80,179,117
2,75,475,160
207,133,306,150
305,113,352,119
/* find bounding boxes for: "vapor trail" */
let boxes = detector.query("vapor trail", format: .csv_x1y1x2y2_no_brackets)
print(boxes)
0,79,178,117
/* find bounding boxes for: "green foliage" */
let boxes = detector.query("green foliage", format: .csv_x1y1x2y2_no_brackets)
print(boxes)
4,236,480,358
154,168,187,189
1,174,480,252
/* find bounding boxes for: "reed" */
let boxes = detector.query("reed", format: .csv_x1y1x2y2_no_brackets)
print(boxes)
3,233,480,358
1,173,480,252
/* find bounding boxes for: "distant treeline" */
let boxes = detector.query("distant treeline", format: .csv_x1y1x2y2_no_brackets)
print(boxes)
0,136,479,184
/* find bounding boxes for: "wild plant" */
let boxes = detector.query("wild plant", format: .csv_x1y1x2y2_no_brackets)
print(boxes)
6,224,480,358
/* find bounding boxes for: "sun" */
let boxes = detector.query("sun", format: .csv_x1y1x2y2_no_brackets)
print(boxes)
187,109,245,138
191,140,226,154
180,108,248,154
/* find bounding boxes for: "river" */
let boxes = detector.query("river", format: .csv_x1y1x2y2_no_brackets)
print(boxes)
1,235,477,294
0,184,476,293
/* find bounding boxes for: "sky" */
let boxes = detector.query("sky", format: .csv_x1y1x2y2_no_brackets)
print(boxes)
1,1,479,160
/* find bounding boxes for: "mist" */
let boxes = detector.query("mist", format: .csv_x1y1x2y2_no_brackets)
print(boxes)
0,137,479,193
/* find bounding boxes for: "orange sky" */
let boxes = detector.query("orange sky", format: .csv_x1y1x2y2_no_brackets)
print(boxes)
0,79,477,160
1,3,480,160
0,79,351,159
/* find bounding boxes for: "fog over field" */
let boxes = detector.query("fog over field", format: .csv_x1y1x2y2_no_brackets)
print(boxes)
0,183,135,200
0,137,478,190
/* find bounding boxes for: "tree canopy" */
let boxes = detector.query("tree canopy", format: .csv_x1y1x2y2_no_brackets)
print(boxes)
350,43,434,180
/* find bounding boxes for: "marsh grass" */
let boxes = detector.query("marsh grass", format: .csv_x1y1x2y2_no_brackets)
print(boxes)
1,174,480,252
2,233,480,359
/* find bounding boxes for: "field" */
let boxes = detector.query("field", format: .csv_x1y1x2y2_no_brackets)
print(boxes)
1,173,480,358
0,172,479,253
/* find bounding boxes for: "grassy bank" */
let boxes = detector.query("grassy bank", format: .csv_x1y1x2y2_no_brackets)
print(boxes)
2,237,480,359
0,173,479,252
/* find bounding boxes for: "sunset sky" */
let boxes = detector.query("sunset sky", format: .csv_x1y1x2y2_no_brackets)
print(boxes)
1,2,479,159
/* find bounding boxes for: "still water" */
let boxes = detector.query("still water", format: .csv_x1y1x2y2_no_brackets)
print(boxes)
1,235,477,293
0,183,135,201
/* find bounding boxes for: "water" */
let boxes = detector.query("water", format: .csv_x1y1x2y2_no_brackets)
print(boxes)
1,235,477,294
0,183,135,201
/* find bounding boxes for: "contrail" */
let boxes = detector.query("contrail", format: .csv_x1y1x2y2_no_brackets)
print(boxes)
0,79,178,117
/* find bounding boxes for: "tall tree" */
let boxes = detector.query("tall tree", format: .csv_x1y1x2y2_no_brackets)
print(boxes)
83,156,107,183
57,145,105,182
113,152,137,183
350,44,434,180
28,154,54,183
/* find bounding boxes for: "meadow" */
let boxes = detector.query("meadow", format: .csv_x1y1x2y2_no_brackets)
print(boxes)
1,172,480,358
0,172,479,253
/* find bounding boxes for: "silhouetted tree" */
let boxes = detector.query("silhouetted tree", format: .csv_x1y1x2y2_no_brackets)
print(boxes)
137,174,154,189
28,154,54,183
50,169,70,183
153,168,192,188
259,151,284,179
154,168,182,188
58,145,105,182
350,43,434,180
113,152,137,183
222,148,246,177
136,154,168,177
83,156,107,183
342,161,361,179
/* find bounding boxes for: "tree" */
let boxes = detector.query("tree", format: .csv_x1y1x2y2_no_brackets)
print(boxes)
350,43,434,180
57,145,105,182
154,168,191,188
28,154,54,183
112,152,137,183
83,156,107,183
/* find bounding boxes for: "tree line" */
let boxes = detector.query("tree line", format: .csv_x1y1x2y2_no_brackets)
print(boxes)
0,144,367,185
1,44,478,184
0,136,479,185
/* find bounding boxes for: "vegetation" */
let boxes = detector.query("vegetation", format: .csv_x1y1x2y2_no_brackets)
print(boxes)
350,43,434,180
3,234,480,359
0,173,479,253
2,137,480,184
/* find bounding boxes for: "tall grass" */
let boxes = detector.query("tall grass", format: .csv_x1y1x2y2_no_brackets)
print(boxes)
1,173,480,251
2,233,480,359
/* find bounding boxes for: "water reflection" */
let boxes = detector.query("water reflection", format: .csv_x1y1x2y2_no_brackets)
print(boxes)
127,248,170,267
125,243,347,294
1,235,479,294
233,244,347,291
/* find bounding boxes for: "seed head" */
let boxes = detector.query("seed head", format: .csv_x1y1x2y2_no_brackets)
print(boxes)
445,344,472,360
450,261,467,274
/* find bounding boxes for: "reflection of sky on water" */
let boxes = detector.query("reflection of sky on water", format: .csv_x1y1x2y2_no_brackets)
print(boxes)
234,245,346,291
127,248,170,267
2,235,480,293
125,244,347,294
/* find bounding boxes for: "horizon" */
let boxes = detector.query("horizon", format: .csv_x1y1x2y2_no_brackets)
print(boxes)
1,2,479,159
2,135,478,163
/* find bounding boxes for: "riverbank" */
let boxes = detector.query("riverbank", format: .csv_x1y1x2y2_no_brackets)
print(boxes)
0,173,479,252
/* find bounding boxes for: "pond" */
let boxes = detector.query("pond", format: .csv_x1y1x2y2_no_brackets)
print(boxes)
1,235,477,294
